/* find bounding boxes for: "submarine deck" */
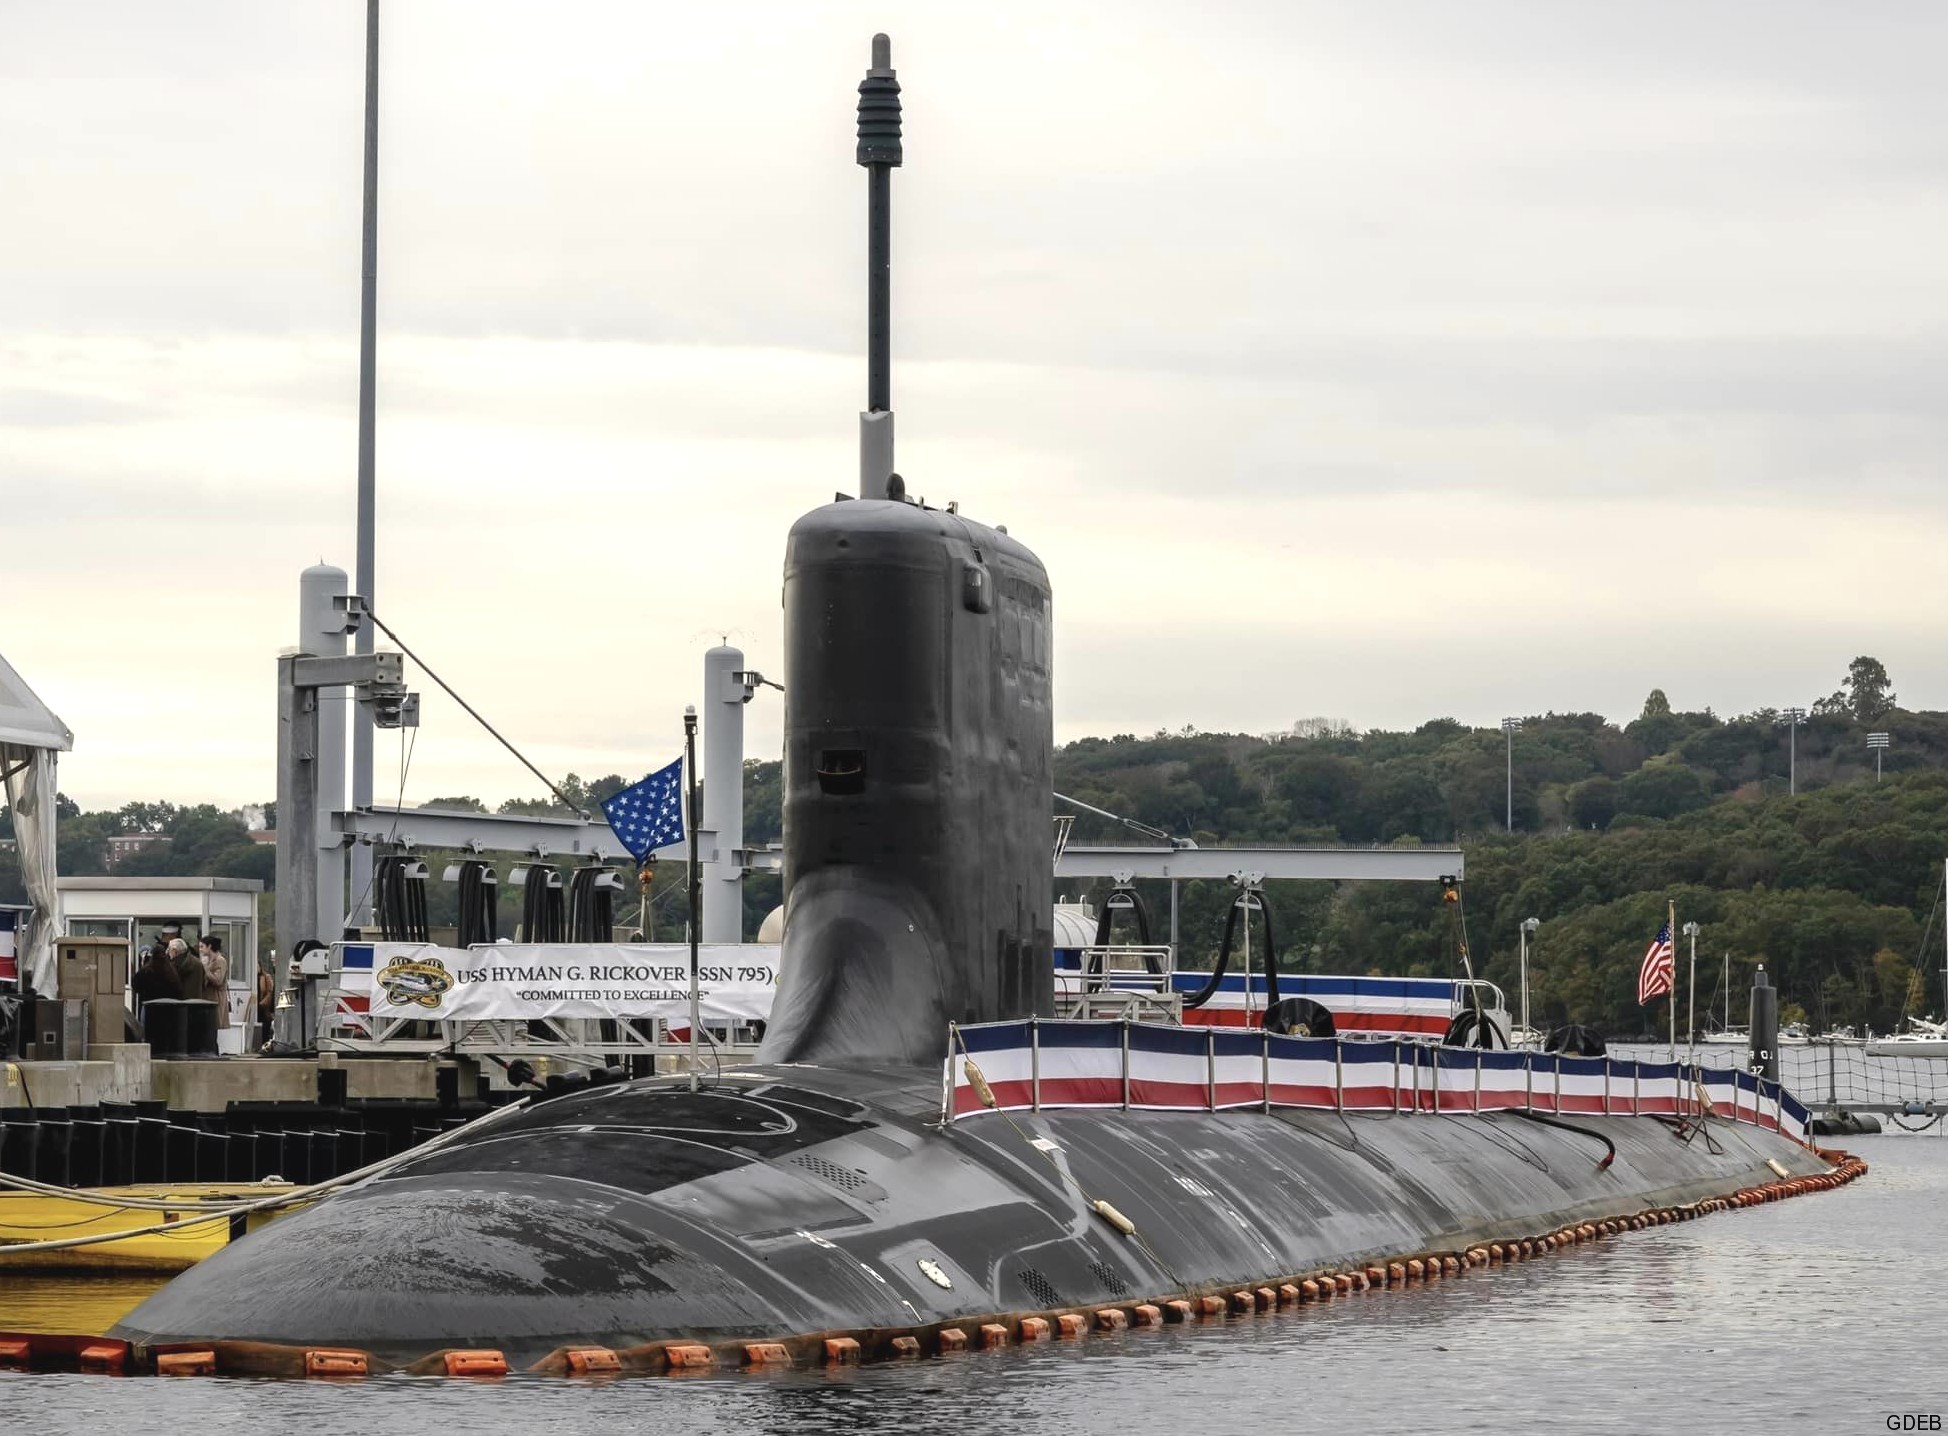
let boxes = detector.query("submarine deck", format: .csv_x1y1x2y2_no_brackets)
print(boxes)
108,1060,1836,1367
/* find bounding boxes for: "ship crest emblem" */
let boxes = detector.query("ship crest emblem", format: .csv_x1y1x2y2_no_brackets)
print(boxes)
377,955,455,1008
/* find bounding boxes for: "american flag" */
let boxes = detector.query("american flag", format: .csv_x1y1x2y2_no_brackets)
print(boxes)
1637,920,1675,1005
600,758,686,862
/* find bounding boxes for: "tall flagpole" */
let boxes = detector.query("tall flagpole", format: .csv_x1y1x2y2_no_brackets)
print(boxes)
349,0,381,927
685,706,701,1091
1668,899,1678,1059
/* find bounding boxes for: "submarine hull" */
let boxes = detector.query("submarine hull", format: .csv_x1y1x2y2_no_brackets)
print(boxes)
113,1063,1829,1365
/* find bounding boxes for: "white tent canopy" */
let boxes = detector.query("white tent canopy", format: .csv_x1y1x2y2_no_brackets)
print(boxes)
0,650,71,995
0,652,72,755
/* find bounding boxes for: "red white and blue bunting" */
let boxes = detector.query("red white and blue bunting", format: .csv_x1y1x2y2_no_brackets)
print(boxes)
947,1019,1810,1144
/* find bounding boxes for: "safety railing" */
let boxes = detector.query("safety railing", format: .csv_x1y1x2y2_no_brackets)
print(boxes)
1075,945,1177,987
1055,945,1184,1022
944,1018,1810,1144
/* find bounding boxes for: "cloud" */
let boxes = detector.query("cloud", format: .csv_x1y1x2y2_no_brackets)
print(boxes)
4,1,1946,806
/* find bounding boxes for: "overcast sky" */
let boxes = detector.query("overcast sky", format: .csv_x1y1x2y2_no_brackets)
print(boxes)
5,1,1945,811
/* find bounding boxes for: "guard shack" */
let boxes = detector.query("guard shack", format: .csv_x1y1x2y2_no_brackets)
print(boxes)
58,876,263,965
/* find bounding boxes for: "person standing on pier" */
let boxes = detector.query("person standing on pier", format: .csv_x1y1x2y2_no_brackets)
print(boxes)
256,965,275,1049
170,937,207,1003
131,944,182,1013
199,935,231,1028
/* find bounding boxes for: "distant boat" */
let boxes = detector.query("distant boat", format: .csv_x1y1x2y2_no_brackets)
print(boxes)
1810,1025,1863,1045
1868,859,1948,1057
1867,1015,1948,1058
1698,950,1750,1046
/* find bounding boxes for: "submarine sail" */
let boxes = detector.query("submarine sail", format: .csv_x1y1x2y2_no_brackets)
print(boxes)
761,499,1053,1066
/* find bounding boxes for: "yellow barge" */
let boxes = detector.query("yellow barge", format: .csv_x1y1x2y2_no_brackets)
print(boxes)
0,1185,297,1272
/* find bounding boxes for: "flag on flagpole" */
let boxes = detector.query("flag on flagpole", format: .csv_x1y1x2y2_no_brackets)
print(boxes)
1637,920,1675,1005
600,758,686,862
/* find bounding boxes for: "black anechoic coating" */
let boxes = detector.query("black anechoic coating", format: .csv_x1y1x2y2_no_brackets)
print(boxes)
108,1063,1831,1366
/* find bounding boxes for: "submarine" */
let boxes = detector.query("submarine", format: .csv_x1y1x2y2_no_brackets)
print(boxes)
110,35,1850,1375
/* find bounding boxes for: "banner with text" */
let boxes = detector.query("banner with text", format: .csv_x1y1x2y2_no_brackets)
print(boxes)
359,942,779,1023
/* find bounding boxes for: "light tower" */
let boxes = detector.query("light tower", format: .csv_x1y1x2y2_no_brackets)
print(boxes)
1783,707,1807,794
1501,717,1521,831
1868,731,1890,782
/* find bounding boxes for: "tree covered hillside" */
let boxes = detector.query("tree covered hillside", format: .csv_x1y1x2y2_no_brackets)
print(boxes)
1030,657,1942,1037
7,658,1941,1039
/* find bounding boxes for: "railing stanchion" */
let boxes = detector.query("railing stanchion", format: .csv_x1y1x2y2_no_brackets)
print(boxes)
1031,1016,1042,1112
1261,1029,1272,1113
1119,1019,1130,1111
1633,1061,1641,1117
1392,1041,1402,1115
1474,1048,1482,1114
1206,1026,1217,1112
1335,1041,1344,1115
942,1022,957,1126
1603,1058,1611,1116
1554,1052,1562,1114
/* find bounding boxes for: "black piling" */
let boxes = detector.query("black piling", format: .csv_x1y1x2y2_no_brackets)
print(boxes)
1749,965,1779,1081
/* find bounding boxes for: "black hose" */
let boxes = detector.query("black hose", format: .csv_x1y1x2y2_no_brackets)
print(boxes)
566,867,617,943
374,855,395,939
522,866,564,943
567,868,591,943
1445,1008,1508,1049
456,861,498,948
1512,1108,1616,1170
1184,887,1276,1010
407,865,428,942
1089,885,1158,987
595,882,613,941
1545,1024,1608,1057
376,854,429,943
1092,886,1151,948
1182,896,1241,1009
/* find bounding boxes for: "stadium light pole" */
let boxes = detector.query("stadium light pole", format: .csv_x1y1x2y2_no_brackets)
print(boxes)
1868,731,1890,783
1681,920,1700,1060
1783,707,1807,794
1501,717,1521,832
1518,916,1539,1046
